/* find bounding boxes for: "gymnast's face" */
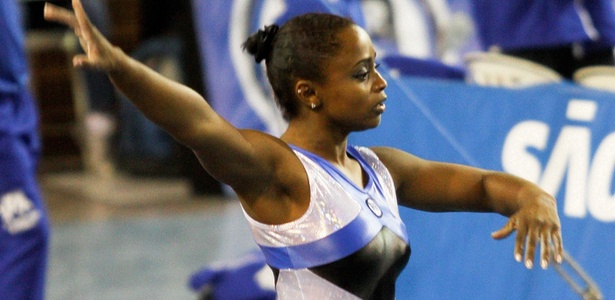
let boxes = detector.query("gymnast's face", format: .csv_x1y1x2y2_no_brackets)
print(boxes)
312,25,388,132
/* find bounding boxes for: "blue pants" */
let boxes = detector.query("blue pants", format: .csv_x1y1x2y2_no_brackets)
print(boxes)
0,131,50,300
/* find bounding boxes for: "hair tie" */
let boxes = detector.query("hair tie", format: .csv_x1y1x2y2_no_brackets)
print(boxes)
253,25,279,63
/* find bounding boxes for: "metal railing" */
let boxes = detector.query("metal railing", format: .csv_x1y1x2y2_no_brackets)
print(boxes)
553,250,603,300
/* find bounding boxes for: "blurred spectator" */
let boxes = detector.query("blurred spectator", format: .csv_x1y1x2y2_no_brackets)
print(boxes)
362,0,474,65
0,1,50,299
134,0,223,195
470,0,615,79
26,0,118,176
79,0,117,177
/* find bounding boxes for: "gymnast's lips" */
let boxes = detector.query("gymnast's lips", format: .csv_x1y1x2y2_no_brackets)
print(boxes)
374,97,387,114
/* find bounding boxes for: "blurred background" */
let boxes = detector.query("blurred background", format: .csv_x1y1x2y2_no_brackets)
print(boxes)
21,0,255,299
8,0,615,299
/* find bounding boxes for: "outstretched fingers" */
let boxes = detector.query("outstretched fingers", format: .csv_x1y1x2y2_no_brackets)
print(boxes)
494,214,563,270
44,2,90,57
523,227,538,269
539,231,552,269
44,3,79,30
491,218,515,240
44,0,115,70
71,0,95,42
491,219,527,266
551,228,564,264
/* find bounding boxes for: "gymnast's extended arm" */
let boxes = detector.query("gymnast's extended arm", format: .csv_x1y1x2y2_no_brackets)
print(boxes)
372,146,564,270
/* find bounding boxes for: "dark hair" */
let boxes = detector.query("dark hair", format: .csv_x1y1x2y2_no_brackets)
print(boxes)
243,13,355,120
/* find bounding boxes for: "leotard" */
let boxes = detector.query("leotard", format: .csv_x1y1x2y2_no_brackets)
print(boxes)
242,145,410,299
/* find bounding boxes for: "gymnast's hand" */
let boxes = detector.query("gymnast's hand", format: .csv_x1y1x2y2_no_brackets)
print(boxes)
491,194,563,270
44,0,120,72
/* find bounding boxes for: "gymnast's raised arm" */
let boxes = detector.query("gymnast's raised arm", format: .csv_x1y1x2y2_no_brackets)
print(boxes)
43,0,295,208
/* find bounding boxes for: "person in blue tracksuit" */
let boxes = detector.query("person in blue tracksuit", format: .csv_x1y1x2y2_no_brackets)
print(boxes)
0,1,51,299
470,0,615,79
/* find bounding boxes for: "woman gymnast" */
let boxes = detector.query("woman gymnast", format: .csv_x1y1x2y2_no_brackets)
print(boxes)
45,1,563,299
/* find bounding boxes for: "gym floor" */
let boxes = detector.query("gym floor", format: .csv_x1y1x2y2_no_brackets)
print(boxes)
40,171,257,300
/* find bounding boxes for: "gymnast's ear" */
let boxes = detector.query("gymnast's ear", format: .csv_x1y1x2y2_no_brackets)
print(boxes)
295,80,320,109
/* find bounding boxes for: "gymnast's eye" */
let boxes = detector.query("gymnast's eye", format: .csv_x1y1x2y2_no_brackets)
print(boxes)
353,67,370,81
354,72,369,81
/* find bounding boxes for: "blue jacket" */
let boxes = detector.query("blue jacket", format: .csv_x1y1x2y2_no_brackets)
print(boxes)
470,0,615,51
0,0,38,135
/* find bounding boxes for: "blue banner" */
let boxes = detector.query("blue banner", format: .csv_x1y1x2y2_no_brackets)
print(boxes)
192,0,285,134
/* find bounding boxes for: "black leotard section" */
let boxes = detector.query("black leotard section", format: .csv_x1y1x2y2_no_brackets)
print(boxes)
272,227,410,300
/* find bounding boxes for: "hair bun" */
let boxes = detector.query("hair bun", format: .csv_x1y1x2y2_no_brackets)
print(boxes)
243,24,279,63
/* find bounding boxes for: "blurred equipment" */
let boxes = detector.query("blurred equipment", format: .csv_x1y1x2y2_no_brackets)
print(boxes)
189,250,276,300
553,250,603,300
464,51,563,88
573,66,615,93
